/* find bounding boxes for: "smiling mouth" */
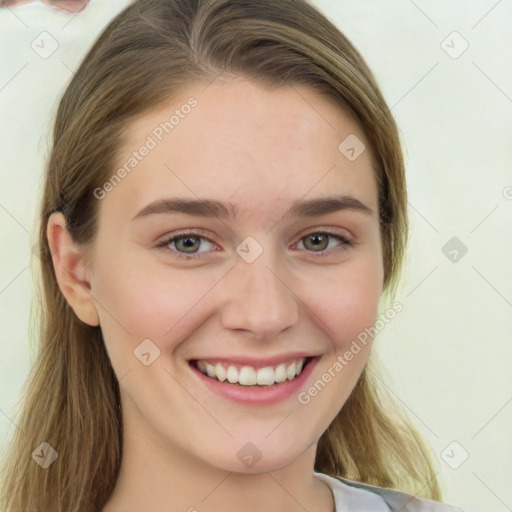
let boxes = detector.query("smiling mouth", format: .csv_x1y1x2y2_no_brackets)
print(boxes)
190,357,315,387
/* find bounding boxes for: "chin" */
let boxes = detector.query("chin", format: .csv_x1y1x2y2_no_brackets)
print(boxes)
199,439,307,475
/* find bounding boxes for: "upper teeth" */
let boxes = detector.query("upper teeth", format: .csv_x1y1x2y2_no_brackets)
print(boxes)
196,358,306,386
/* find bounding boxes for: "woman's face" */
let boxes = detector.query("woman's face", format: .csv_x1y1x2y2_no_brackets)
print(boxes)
84,78,383,472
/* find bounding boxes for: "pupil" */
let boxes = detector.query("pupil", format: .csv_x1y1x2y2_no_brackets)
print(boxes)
307,234,327,251
178,236,199,253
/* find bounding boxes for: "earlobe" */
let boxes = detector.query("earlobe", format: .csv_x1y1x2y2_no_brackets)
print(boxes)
46,212,100,327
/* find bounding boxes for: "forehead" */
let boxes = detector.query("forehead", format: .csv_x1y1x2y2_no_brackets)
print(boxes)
101,78,377,225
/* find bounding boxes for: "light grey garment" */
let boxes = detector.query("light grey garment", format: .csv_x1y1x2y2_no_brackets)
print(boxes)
314,472,472,512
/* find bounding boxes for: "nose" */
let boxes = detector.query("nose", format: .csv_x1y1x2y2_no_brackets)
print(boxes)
220,249,300,340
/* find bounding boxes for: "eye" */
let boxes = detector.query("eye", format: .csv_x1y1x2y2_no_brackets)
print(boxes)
294,230,354,256
155,231,218,260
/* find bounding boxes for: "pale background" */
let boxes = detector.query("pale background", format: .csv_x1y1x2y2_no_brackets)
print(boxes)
0,1,511,511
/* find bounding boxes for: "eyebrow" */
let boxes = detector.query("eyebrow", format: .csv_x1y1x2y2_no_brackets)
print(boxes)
131,194,375,221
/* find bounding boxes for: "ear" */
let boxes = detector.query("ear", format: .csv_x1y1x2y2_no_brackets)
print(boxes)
46,212,100,326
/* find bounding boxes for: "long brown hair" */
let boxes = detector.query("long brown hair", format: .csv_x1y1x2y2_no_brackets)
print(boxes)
0,1,441,510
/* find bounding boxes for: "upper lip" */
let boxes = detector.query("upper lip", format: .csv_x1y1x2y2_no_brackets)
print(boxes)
189,353,319,369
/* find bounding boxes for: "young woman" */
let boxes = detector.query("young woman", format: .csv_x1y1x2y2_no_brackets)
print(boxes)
0,0,470,510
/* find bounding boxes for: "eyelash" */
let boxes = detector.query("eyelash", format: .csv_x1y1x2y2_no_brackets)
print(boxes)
155,229,356,261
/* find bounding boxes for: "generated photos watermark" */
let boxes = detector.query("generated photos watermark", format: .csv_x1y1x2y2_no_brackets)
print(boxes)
298,301,403,405
93,97,198,200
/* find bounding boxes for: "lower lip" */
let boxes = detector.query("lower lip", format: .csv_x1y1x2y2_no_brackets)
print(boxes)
189,357,319,405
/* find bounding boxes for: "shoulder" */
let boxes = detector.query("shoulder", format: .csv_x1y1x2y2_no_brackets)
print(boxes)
314,472,472,512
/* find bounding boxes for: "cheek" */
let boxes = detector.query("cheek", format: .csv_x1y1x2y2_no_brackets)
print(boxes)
90,255,223,353
301,253,384,350
293,257,383,431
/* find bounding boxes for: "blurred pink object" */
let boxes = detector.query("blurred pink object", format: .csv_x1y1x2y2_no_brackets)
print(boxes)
0,0,90,15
